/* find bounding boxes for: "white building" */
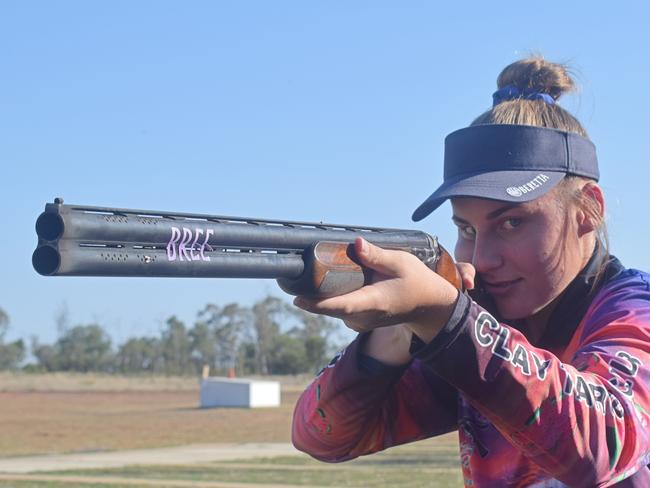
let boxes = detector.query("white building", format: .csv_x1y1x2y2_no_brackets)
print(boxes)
200,377,281,408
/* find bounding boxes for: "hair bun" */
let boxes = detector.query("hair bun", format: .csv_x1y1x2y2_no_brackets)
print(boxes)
496,57,575,102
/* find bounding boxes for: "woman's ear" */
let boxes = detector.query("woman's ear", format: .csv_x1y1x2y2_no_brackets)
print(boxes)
577,182,605,236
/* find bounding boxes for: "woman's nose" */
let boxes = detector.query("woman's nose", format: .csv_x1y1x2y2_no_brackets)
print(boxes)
471,237,503,273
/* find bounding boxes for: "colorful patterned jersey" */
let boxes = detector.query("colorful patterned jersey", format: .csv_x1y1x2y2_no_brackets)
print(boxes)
292,260,650,487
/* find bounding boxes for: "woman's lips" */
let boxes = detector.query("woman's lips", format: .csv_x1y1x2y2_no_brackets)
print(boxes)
482,278,523,296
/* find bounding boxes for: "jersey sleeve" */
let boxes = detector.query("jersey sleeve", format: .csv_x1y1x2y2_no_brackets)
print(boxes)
291,332,459,462
414,270,650,487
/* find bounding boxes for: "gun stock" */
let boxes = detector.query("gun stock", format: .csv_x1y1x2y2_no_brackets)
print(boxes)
32,199,461,298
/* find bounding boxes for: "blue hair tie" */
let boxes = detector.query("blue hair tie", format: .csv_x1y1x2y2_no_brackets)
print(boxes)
492,85,555,106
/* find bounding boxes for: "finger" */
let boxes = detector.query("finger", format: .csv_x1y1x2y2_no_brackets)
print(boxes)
456,262,476,290
344,322,372,334
293,296,321,313
354,237,406,277
294,297,373,332
294,285,382,317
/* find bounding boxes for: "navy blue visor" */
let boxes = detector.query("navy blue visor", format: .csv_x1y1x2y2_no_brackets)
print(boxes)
412,124,599,221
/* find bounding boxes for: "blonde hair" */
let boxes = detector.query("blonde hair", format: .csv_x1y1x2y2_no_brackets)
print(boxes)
472,57,585,134
472,57,608,281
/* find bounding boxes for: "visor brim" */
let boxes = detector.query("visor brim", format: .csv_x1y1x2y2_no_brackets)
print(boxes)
411,170,565,222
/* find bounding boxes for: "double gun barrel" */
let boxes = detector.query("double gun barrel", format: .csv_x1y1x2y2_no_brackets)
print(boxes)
32,199,459,297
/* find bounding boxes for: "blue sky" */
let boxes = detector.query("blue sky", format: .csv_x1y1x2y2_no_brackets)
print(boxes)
2,1,649,345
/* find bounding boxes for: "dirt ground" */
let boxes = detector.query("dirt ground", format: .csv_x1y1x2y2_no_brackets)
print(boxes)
0,374,308,457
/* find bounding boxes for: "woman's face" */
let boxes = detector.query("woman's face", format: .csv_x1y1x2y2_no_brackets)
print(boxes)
451,190,589,321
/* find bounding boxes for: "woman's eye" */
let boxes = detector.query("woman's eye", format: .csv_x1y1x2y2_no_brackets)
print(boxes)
502,218,522,230
459,225,476,238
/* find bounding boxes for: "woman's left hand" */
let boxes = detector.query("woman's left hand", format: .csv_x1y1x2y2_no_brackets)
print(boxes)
293,238,459,341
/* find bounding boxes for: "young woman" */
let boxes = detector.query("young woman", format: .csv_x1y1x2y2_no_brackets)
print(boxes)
291,58,650,487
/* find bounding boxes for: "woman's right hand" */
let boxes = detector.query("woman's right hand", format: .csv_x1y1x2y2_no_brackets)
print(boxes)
361,263,477,366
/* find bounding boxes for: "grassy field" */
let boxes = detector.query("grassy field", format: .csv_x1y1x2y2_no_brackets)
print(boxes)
0,441,464,487
0,373,463,486
0,373,306,457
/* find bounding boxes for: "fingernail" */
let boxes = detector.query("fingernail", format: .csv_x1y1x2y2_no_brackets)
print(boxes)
359,238,368,255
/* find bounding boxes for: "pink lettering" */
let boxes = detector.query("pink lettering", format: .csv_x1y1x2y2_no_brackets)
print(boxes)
166,226,214,263
200,229,214,261
167,227,181,261
190,229,203,261
178,227,193,261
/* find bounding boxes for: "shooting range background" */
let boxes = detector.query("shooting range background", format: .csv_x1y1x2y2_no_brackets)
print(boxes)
2,1,649,345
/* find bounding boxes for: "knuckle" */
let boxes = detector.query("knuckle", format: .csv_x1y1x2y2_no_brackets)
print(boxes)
344,320,363,332
399,252,422,271
367,245,381,262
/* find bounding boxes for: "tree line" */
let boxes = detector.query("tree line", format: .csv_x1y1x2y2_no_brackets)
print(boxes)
0,297,341,376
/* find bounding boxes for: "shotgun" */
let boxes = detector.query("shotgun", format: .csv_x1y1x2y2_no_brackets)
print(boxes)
32,198,461,297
